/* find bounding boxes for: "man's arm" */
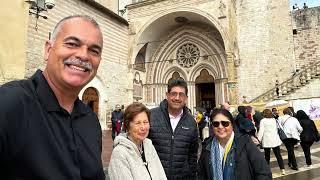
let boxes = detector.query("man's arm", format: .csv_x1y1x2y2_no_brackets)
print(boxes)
188,126,199,177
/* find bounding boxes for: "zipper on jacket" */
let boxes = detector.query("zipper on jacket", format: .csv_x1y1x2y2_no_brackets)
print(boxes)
170,135,174,177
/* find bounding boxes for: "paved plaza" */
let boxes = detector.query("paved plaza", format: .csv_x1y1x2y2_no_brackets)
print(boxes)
103,131,320,179
272,141,320,179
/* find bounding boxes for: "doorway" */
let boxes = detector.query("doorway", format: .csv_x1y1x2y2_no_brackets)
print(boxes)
195,69,215,112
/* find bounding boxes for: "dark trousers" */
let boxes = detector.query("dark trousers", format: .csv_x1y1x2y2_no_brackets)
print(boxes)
264,146,284,169
301,141,314,165
283,138,298,168
111,125,116,140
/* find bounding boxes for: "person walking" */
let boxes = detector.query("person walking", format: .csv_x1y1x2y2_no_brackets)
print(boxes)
278,108,303,170
296,110,319,167
148,79,198,180
258,109,285,175
111,104,124,140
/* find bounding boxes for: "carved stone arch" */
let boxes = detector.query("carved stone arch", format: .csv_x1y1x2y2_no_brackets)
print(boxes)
162,66,187,84
82,87,99,115
195,69,214,83
134,43,148,71
150,27,226,85
134,7,230,52
189,62,219,82
167,72,185,84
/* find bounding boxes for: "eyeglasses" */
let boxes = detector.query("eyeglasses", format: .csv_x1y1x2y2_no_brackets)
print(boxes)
169,91,187,98
212,121,231,128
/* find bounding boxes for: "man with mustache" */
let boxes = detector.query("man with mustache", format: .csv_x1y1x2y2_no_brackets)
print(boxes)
148,79,199,180
0,15,105,179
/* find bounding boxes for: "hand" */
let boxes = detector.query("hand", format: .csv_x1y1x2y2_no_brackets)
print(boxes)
251,136,260,145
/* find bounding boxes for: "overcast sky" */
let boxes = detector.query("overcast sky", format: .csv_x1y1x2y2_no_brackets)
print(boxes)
290,0,320,9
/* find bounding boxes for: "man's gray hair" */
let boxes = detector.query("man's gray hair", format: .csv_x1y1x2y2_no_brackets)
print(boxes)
50,15,101,41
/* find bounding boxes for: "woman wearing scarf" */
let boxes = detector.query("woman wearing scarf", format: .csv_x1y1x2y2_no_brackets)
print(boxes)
198,108,271,180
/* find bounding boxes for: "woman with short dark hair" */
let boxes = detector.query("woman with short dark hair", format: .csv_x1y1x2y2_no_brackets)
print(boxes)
278,108,303,170
297,110,319,167
198,108,271,180
258,109,285,174
108,103,167,180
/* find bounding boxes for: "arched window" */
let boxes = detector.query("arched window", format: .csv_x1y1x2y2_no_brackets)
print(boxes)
134,43,148,71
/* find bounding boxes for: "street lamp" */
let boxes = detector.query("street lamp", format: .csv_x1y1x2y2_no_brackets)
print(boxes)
25,0,55,30
25,0,55,19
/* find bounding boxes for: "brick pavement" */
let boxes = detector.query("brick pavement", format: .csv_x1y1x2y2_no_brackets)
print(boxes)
271,141,320,179
102,130,113,167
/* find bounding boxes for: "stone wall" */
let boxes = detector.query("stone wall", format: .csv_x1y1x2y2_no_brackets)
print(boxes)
236,0,295,101
292,6,320,69
0,1,29,85
26,0,131,129
286,78,320,100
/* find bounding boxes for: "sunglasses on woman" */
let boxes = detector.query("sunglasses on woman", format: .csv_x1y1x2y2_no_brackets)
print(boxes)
212,120,231,127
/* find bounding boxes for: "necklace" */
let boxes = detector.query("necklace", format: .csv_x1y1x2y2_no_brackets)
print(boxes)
127,135,143,154
138,143,143,154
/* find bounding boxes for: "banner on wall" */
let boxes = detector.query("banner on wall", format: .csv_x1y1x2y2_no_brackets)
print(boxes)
292,98,320,120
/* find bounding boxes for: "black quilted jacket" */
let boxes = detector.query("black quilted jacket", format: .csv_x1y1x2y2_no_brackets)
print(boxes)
149,99,198,180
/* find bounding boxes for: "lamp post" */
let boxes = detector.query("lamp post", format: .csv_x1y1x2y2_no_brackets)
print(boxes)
25,0,55,30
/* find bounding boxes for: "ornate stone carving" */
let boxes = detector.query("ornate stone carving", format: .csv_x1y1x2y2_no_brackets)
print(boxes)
133,72,143,101
218,0,226,19
176,43,200,68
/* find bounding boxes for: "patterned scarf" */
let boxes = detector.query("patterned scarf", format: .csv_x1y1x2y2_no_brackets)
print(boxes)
211,133,235,180
211,137,223,180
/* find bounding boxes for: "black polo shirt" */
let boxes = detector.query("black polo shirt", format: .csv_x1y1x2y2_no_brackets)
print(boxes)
0,70,105,180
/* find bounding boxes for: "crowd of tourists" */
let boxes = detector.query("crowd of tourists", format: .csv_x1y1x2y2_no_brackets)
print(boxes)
1,15,318,180
108,79,319,180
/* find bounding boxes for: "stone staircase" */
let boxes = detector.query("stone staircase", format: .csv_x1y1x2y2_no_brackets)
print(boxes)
249,60,320,103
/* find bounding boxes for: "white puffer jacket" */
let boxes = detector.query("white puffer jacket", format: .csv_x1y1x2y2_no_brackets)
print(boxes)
108,133,167,180
258,118,282,148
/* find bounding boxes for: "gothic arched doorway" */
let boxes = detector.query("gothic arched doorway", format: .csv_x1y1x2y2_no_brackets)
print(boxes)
82,87,99,115
195,69,215,112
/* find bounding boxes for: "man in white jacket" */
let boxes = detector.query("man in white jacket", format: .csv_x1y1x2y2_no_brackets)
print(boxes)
278,108,303,170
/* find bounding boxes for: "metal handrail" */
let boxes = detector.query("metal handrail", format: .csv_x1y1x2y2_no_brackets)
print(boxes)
249,60,320,103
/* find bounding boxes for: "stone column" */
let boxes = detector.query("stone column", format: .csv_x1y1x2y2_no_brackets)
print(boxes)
187,82,196,114
214,78,227,107
226,52,239,105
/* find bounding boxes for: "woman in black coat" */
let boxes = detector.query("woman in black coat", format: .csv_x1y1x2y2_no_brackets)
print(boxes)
297,110,319,167
197,108,271,180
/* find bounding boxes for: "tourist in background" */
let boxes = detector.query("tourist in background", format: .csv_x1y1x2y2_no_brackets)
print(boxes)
278,108,303,170
258,109,285,175
198,108,271,180
297,110,319,167
235,106,259,145
253,110,263,131
272,108,279,119
108,102,166,180
111,104,124,140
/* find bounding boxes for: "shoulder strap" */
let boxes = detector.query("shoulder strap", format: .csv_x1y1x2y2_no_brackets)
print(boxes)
282,117,290,126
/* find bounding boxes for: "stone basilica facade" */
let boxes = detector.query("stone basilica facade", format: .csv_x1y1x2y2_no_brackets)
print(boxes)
125,0,315,111
2,0,320,131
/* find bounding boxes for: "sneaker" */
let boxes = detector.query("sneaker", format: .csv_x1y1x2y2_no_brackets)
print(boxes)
281,169,286,175
291,167,299,171
303,165,312,168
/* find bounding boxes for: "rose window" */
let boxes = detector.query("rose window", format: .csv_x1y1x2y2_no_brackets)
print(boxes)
177,43,200,68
